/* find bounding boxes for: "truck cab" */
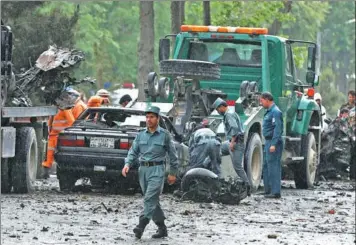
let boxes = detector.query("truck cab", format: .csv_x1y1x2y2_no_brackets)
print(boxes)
149,25,321,191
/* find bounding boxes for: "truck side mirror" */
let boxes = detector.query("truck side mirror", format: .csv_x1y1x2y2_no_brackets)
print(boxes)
306,70,316,84
306,45,318,85
159,38,170,61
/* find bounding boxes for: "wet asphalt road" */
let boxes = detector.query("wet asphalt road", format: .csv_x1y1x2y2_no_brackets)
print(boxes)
1,177,355,245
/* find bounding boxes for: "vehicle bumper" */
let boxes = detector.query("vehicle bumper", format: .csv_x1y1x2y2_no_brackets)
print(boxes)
54,151,138,178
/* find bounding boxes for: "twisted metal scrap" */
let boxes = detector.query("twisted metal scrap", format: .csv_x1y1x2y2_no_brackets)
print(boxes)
175,176,248,205
10,45,94,107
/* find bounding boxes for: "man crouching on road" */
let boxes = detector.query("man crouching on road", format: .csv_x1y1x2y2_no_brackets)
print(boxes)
122,106,178,239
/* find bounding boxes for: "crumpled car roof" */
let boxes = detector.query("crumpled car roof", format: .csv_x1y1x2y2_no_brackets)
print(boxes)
35,45,84,72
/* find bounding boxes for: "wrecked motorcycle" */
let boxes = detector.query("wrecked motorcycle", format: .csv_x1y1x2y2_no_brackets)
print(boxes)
174,168,248,205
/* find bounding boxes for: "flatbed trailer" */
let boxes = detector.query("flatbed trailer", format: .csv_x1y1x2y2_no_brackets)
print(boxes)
1,106,57,193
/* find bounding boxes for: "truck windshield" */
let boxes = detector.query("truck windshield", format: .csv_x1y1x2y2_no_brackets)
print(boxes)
185,40,262,67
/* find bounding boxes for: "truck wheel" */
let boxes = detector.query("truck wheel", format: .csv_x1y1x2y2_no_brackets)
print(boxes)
1,78,7,107
57,169,77,192
159,77,170,99
11,127,38,193
1,159,12,193
294,132,318,189
244,133,263,191
159,60,221,80
35,127,45,179
147,72,159,97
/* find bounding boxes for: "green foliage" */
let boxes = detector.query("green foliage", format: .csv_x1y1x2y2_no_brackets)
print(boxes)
211,1,292,27
282,2,329,40
318,67,346,116
2,1,354,104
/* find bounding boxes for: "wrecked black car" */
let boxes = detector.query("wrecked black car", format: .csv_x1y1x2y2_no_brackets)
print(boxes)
54,107,189,192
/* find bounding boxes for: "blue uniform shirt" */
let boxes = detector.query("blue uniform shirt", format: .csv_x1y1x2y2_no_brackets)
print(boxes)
262,103,283,146
223,111,244,141
125,126,179,174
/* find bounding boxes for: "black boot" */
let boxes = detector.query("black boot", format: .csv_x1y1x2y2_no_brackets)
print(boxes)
42,167,50,179
133,217,149,239
152,221,168,239
246,185,251,196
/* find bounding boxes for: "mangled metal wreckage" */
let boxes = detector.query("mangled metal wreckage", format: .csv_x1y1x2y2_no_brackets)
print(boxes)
5,45,95,107
318,116,355,179
174,168,248,205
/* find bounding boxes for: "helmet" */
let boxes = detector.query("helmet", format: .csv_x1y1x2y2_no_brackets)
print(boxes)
314,93,322,102
212,97,227,109
65,87,80,96
96,89,110,98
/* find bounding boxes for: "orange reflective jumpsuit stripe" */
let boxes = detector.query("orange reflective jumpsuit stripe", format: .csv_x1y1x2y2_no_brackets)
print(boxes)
42,109,75,168
72,99,87,119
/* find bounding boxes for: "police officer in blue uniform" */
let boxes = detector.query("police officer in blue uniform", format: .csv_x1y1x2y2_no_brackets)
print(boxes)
188,123,222,176
213,98,251,194
122,106,178,239
260,92,283,198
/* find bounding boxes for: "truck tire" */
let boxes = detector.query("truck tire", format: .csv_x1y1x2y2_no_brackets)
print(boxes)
1,77,7,107
35,127,45,179
1,158,12,193
159,77,170,99
244,133,263,191
57,168,77,192
147,72,159,97
159,60,221,80
294,132,318,189
11,127,38,193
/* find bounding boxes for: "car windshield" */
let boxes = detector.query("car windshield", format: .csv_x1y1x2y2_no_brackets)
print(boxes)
185,40,262,67
76,109,148,128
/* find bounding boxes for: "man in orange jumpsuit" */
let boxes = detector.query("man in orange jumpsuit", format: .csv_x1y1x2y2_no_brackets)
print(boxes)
42,89,78,177
87,95,104,107
42,109,75,176
72,90,87,119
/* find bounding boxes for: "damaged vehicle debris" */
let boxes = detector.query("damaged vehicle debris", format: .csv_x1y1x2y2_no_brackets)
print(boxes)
318,117,355,180
174,168,248,205
5,45,95,107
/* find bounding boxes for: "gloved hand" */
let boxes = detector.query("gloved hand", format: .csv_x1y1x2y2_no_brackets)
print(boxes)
167,175,176,185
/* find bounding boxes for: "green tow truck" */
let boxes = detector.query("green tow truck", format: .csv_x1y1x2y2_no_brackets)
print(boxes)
145,25,321,191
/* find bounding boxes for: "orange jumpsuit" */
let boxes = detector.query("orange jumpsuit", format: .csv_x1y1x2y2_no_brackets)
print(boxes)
42,109,75,168
87,96,104,107
72,99,87,119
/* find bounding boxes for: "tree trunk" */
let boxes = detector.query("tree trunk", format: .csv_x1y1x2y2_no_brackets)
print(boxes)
203,1,211,26
180,1,185,25
171,1,181,34
137,1,154,101
269,1,292,35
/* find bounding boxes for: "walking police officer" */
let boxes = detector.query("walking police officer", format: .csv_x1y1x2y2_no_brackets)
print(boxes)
260,92,283,198
122,106,178,239
213,98,251,194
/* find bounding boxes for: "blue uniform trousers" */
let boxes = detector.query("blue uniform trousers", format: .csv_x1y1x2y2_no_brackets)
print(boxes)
263,140,283,195
139,165,165,223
